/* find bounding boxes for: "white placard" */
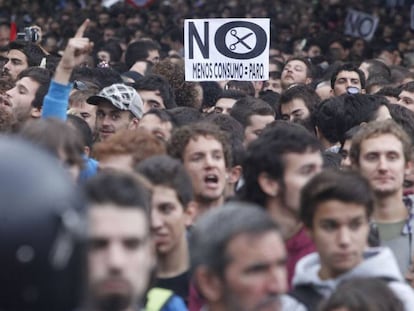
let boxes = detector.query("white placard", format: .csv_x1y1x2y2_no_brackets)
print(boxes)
411,5,414,30
344,9,379,41
184,18,270,81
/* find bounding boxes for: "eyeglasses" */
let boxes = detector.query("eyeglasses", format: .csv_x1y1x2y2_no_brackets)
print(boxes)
73,80,88,91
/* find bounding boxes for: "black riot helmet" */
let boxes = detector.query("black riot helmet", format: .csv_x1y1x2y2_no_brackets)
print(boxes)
0,137,87,311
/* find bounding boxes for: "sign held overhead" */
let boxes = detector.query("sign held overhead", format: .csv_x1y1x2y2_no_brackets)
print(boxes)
184,18,270,81
344,9,379,41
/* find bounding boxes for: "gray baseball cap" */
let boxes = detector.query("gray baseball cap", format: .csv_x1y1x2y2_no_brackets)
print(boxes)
87,83,143,119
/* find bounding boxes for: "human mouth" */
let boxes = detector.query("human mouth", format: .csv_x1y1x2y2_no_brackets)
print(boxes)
0,94,12,108
100,278,129,293
204,174,219,188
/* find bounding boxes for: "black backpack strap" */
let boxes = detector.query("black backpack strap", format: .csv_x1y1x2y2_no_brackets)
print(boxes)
289,284,324,311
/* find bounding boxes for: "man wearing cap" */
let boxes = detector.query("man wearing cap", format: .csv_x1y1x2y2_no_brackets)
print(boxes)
87,83,144,141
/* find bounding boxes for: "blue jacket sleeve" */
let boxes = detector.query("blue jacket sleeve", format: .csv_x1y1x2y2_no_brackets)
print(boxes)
161,295,188,311
41,80,73,120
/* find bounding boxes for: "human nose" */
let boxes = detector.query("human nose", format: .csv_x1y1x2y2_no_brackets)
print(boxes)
377,155,389,171
102,115,112,126
107,243,126,271
3,59,11,72
337,227,351,246
151,209,163,230
204,154,215,167
266,266,287,295
342,156,351,168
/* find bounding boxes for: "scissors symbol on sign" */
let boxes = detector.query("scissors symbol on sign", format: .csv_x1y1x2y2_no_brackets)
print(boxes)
229,29,253,51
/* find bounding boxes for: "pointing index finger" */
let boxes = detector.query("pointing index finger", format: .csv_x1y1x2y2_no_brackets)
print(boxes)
75,19,90,38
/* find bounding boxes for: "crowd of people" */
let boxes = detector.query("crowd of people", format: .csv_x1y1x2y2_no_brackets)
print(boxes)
3,0,414,311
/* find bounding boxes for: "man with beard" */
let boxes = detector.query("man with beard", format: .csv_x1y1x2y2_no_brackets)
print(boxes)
85,171,154,311
280,57,313,91
2,40,46,81
330,63,366,97
167,122,232,218
278,84,320,133
87,83,143,142
1,66,51,127
350,120,414,276
85,171,186,311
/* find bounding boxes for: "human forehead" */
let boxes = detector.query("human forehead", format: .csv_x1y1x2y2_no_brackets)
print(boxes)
16,76,40,91
360,133,404,155
313,199,368,223
399,90,414,99
96,101,122,113
247,114,274,127
226,230,285,262
140,113,166,126
7,49,27,62
284,60,307,70
280,98,308,113
185,135,224,153
335,70,360,80
282,150,323,169
89,204,149,236
153,185,182,206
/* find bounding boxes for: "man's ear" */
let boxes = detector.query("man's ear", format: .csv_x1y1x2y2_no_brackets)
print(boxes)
128,117,139,130
227,165,242,185
84,146,90,157
405,160,413,176
257,172,279,197
184,200,198,227
31,107,42,118
194,267,223,302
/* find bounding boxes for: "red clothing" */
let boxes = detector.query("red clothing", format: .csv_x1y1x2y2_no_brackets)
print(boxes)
286,226,316,289
189,281,204,311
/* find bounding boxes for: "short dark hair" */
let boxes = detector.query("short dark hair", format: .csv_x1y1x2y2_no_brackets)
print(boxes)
216,89,246,102
399,81,414,94
230,96,274,128
84,171,152,221
17,67,52,109
284,56,315,79
190,202,280,276
167,106,202,127
203,113,245,166
320,277,404,311
135,74,176,109
300,169,374,228
330,63,366,89
312,96,345,144
278,84,320,119
225,81,255,97
8,40,46,67
66,114,93,149
240,121,322,207
124,39,161,68
167,122,232,168
388,104,414,145
136,155,193,208
143,108,176,126
361,59,391,80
